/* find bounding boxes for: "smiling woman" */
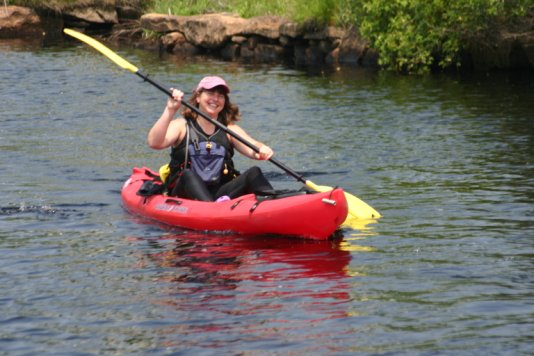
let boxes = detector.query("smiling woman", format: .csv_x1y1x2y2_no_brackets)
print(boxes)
147,75,276,202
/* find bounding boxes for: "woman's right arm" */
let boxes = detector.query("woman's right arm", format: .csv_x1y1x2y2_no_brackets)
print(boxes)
147,89,185,149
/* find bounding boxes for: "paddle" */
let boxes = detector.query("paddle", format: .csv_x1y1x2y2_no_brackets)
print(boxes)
63,28,381,224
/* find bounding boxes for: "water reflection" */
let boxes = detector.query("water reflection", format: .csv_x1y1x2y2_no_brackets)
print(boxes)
130,231,353,281
125,231,366,347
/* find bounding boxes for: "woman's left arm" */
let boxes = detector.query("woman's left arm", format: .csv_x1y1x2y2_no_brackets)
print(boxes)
228,124,273,160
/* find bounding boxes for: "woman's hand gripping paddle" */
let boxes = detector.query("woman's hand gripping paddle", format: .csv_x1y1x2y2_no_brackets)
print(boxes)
63,28,381,226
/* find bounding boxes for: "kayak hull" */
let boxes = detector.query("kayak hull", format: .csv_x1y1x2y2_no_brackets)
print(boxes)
121,167,348,240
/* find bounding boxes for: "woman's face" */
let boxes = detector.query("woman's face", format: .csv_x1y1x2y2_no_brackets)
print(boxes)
196,88,226,118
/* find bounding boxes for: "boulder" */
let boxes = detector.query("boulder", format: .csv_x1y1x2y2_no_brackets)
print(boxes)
221,43,240,60
280,22,305,38
141,12,247,49
462,10,534,71
0,6,43,38
516,32,534,68
241,15,288,39
140,13,185,32
467,30,534,71
293,44,307,66
161,31,199,55
116,5,143,20
63,6,118,24
337,30,374,65
305,45,325,65
161,31,186,51
304,26,345,41
231,35,247,44
253,43,285,62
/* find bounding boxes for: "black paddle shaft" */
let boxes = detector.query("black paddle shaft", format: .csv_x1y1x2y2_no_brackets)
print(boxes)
135,71,307,184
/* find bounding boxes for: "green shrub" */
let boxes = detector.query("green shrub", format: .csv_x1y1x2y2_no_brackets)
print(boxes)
354,0,531,73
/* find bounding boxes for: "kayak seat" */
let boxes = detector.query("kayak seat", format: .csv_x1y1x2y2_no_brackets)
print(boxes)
136,180,163,196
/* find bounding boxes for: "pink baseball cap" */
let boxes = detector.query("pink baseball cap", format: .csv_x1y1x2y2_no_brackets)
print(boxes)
196,76,230,93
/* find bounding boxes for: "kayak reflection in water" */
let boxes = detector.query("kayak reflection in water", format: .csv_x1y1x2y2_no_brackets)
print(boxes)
147,76,276,201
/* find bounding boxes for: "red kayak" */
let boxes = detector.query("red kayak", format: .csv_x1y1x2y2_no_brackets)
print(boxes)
121,167,348,240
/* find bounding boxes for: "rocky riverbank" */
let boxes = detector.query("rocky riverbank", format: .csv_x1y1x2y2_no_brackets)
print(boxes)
1,4,533,71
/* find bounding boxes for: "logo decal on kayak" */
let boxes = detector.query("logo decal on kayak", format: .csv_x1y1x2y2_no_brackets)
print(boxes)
155,203,189,214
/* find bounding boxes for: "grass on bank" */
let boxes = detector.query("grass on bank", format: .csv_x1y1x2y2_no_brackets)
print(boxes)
9,0,533,74
149,0,343,26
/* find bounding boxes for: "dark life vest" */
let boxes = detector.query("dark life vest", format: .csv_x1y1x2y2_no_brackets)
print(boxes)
169,120,238,185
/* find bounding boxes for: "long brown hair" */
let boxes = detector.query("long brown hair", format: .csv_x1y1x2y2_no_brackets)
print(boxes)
182,88,240,125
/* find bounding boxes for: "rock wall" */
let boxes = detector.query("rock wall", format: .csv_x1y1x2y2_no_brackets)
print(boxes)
464,16,534,71
138,12,376,67
0,6,43,38
1,5,532,71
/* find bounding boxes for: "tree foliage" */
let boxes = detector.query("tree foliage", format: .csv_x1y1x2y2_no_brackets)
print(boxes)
353,0,532,73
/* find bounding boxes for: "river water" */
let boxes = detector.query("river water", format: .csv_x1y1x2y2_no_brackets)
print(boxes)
1,38,533,355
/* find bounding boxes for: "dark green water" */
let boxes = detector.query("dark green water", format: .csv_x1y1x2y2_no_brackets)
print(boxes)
1,38,533,354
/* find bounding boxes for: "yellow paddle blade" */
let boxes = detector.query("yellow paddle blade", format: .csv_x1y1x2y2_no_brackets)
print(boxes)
305,180,382,224
64,28,139,73
344,191,382,220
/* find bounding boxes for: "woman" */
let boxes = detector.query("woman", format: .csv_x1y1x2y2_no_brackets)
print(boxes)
147,76,275,201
